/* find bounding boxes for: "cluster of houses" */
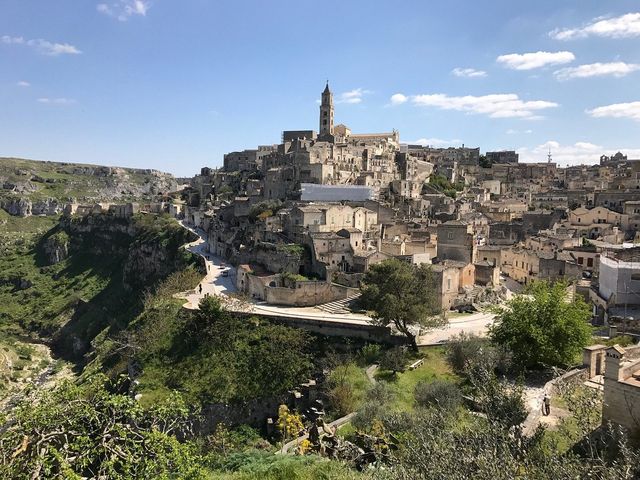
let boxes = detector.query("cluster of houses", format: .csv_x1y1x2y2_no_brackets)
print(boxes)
176,85,640,335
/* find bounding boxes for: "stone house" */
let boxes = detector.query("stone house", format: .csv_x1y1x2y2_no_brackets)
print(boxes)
591,247,640,328
352,250,391,273
602,345,640,432
308,232,354,276
476,245,503,267
436,221,476,264
566,206,628,239
488,221,524,245
502,247,581,285
474,261,500,286
432,263,460,311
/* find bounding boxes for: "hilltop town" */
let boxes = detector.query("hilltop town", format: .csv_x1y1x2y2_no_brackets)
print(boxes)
2,84,640,478
173,84,640,332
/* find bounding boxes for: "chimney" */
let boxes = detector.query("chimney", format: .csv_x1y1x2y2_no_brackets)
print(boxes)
604,345,626,382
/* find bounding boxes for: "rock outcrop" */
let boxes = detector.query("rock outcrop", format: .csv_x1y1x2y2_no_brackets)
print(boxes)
41,231,70,265
1,197,32,216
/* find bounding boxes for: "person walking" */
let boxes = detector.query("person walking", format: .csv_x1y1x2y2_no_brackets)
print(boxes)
542,392,551,416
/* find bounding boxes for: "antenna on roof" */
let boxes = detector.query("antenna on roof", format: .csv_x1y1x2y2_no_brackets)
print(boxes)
547,147,552,164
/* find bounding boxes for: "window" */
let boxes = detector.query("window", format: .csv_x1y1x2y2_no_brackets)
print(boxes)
578,257,584,265
447,279,451,290
587,258,593,267
447,232,453,240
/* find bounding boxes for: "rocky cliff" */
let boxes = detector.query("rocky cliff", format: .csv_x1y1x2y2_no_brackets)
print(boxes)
0,157,178,217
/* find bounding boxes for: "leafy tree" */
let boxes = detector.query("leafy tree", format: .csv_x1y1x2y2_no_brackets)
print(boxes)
379,347,407,374
0,375,206,479
360,259,444,349
489,281,592,369
478,154,492,168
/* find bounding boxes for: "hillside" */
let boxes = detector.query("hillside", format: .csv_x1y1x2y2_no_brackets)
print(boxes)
0,157,177,216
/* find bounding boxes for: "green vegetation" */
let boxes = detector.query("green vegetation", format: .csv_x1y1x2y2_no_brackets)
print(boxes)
478,154,492,168
280,271,310,285
132,295,312,405
248,201,283,221
326,362,370,417
276,243,306,257
208,453,364,479
376,347,459,412
360,259,445,348
0,212,200,373
428,174,465,198
489,281,592,369
0,374,207,479
0,157,173,202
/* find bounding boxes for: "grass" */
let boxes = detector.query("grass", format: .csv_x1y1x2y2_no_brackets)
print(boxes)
374,346,459,412
205,453,365,480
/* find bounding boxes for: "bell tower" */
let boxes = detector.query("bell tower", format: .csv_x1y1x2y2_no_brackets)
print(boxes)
319,81,334,136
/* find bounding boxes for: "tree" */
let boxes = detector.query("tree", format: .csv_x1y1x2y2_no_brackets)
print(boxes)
360,259,445,349
379,347,407,374
489,281,592,369
0,375,206,479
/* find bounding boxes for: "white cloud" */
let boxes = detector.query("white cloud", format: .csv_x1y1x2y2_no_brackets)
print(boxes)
518,141,640,166
506,129,532,135
451,67,487,78
550,12,640,40
1,35,24,44
336,88,371,104
2,35,81,55
97,0,150,21
497,51,575,70
411,137,461,147
555,62,640,80
390,93,408,105
409,93,558,119
37,97,76,105
16,81,30,87
587,101,640,121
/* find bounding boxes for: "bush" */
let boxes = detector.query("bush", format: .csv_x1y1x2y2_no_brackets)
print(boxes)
605,335,635,348
358,343,382,365
414,380,462,410
446,333,512,376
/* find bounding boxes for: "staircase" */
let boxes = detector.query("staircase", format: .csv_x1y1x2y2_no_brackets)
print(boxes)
317,293,361,315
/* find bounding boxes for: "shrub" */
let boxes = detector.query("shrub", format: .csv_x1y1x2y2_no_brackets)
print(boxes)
414,380,462,410
358,343,382,365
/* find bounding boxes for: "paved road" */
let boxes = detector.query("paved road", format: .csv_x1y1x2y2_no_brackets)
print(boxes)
417,312,495,345
179,221,495,340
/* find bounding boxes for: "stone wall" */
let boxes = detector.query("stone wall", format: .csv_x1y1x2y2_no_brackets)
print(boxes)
264,280,352,307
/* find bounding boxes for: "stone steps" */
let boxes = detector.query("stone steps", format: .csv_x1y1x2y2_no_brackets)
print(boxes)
317,294,361,314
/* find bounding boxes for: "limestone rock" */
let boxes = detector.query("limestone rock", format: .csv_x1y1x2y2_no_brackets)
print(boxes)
42,232,70,265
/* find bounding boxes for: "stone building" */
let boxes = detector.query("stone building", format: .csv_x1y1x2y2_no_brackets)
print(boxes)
602,345,640,432
486,150,518,164
436,221,476,264
591,247,640,329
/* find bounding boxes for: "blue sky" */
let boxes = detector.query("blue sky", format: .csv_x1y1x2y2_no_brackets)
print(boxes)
1,0,640,176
